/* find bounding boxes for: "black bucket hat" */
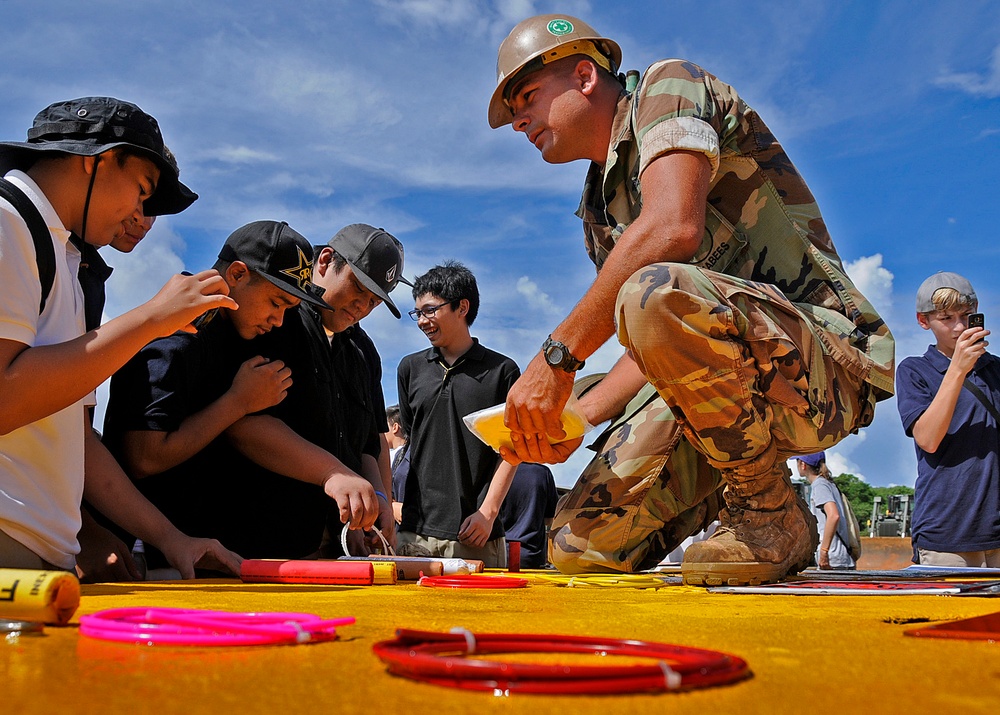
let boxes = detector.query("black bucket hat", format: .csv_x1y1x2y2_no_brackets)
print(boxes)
0,96,197,216
217,220,332,311
328,223,409,319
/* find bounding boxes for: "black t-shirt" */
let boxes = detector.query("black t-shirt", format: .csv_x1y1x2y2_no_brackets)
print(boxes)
103,313,329,563
397,340,520,541
349,324,389,435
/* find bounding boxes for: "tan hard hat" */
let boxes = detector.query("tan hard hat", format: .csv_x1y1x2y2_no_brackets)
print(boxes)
488,14,622,129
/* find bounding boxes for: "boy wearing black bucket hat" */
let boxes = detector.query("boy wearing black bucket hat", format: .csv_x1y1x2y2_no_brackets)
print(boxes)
243,223,409,554
0,96,241,576
104,221,382,567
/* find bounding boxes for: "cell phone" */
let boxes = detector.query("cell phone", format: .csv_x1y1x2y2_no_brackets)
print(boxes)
969,313,984,330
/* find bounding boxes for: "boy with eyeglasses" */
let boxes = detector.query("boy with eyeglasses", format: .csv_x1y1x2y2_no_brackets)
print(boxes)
396,261,520,567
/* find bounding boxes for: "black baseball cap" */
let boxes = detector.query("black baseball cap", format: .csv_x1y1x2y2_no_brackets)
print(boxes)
328,224,409,318
0,96,197,216
217,221,331,310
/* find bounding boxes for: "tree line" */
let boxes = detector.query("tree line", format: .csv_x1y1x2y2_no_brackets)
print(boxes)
831,473,914,531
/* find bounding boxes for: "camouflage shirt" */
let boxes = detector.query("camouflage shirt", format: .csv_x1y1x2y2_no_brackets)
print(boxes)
577,59,894,398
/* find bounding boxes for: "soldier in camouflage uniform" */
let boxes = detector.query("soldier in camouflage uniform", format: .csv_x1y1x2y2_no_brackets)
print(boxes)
488,15,894,585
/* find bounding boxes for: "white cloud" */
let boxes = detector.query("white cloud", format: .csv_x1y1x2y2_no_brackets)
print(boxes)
515,276,558,315
372,0,482,31
201,145,280,165
785,446,868,485
826,446,867,484
935,44,1000,98
845,253,893,317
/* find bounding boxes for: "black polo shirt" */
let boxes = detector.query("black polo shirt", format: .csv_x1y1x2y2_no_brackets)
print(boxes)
103,313,329,564
397,339,520,541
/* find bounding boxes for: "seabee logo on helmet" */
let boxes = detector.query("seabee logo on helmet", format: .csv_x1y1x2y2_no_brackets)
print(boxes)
546,19,574,36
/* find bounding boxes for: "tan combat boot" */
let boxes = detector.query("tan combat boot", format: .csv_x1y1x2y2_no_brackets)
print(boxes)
681,446,818,586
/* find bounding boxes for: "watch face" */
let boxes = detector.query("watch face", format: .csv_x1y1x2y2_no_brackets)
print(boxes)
547,346,566,365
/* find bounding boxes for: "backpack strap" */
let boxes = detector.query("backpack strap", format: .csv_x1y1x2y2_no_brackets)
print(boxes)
0,178,55,314
963,378,1000,425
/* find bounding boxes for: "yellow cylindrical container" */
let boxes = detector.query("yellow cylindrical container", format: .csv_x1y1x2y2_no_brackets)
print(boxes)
369,561,398,585
0,569,80,625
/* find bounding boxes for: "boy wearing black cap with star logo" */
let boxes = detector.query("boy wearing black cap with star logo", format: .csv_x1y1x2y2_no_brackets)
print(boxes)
244,224,409,554
104,221,383,569
0,96,240,576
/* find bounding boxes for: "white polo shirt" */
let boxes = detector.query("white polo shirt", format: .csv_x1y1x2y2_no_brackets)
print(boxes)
0,170,88,569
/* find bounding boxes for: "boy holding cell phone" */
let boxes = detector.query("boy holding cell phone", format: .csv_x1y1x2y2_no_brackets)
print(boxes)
896,272,999,567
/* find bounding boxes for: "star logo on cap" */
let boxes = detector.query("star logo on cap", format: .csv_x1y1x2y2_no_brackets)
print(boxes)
280,246,315,291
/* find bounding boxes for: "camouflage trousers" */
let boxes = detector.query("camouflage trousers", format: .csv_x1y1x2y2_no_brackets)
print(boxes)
550,263,876,574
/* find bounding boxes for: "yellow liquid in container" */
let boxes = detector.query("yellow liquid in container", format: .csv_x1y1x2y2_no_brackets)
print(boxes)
463,403,590,452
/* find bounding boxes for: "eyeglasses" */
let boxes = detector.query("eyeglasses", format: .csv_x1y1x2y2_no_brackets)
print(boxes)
407,302,452,321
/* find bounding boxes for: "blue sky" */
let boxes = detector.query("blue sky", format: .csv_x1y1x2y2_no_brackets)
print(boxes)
2,1,998,488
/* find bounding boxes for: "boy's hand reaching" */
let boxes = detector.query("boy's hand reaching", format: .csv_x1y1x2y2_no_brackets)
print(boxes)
158,533,243,579
146,270,237,337
324,474,379,531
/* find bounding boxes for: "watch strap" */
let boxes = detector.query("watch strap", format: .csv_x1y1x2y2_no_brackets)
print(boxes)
542,336,585,373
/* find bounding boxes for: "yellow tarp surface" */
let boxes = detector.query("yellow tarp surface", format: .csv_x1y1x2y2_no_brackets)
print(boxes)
3,574,999,714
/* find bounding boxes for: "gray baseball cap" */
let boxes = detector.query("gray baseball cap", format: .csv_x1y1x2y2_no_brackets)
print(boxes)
328,224,408,319
915,272,977,313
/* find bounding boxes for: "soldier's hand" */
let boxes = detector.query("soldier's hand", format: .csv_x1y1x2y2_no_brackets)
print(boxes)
503,353,575,463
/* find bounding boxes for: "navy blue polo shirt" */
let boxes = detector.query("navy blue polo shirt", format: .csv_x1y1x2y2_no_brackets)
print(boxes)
103,313,329,563
896,346,1000,553
500,462,558,568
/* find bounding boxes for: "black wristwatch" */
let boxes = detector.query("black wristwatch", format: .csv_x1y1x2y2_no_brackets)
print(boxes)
541,335,585,373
